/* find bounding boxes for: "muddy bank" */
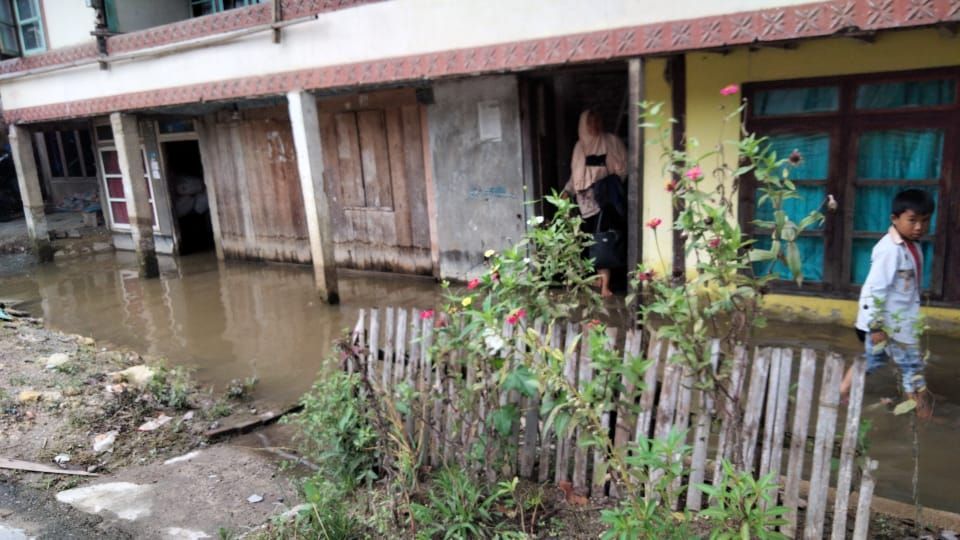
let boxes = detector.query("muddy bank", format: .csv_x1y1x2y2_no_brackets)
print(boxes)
0,313,298,538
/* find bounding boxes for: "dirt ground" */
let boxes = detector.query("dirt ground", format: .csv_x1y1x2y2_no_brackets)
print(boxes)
0,311,300,539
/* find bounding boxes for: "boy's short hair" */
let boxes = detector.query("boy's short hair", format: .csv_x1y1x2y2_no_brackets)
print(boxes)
892,189,935,217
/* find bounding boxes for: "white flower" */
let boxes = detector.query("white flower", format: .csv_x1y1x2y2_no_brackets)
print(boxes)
482,327,505,354
527,215,545,226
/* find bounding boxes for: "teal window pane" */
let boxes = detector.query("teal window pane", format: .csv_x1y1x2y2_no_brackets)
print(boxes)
756,184,826,231
753,86,839,116
857,130,943,180
763,133,830,180
852,238,933,289
854,186,938,233
856,80,956,109
752,235,824,282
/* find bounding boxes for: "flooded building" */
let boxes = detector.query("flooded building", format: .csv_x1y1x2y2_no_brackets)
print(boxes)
1,0,958,328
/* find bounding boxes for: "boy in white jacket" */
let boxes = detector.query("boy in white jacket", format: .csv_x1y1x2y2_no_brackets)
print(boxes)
841,189,935,418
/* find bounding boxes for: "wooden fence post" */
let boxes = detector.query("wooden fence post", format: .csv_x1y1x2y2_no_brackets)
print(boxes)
804,353,844,539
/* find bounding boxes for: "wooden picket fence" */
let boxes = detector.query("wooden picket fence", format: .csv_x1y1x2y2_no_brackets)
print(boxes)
349,307,879,540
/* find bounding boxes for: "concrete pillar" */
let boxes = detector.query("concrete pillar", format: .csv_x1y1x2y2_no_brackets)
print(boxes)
8,124,53,262
286,90,339,304
110,112,159,278
626,58,644,275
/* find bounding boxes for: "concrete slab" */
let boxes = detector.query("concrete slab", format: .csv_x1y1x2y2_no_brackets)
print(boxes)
55,482,153,521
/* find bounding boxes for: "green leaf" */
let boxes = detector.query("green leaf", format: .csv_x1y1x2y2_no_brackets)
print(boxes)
491,405,517,437
785,241,802,284
893,399,917,416
503,365,540,398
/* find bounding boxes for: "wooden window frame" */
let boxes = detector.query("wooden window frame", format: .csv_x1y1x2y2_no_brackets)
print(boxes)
97,145,159,232
41,129,97,181
190,0,260,18
742,66,960,303
11,0,44,55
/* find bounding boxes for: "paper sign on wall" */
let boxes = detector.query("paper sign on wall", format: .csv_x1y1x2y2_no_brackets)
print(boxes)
149,154,161,179
478,100,502,142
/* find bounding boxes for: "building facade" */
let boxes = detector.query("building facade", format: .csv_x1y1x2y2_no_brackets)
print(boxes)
2,0,958,329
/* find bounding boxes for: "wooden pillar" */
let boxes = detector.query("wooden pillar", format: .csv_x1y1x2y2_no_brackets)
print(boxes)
195,114,225,260
8,124,53,262
286,90,339,304
110,112,159,279
627,58,644,276
668,54,687,283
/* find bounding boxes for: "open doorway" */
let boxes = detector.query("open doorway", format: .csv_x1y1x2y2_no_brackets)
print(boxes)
522,63,631,292
162,140,214,254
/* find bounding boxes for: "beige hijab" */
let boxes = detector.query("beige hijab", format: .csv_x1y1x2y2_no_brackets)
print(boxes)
569,110,627,192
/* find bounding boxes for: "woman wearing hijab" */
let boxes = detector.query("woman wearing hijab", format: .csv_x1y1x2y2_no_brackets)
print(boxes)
563,109,627,298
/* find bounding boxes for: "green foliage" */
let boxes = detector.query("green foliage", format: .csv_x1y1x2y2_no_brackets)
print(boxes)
696,461,789,539
286,369,378,490
410,469,526,540
601,429,694,540
147,365,192,410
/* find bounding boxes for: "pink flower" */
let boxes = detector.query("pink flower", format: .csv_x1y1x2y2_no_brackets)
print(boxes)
506,308,527,325
491,271,500,282
708,238,721,249
646,217,662,230
637,270,655,282
720,84,740,96
585,319,602,329
685,166,703,181
420,309,434,320
467,278,480,290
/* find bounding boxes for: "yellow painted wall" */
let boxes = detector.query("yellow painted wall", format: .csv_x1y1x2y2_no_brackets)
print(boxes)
640,28,960,330
641,57,675,274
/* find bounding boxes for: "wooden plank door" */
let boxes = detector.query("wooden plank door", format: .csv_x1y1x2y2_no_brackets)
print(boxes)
318,89,433,275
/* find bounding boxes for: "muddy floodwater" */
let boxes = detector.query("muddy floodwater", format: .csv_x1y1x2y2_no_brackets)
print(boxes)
1,251,957,514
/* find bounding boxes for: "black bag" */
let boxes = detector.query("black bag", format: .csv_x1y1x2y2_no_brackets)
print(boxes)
589,210,625,269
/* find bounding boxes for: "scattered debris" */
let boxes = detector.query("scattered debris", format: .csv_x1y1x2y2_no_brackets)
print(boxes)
164,527,212,540
45,352,71,369
942,530,958,540
93,431,118,453
137,414,173,432
56,482,153,521
53,454,71,466
204,404,302,440
17,390,62,403
163,451,201,466
247,494,263,504
0,457,98,476
182,411,195,421
109,365,156,388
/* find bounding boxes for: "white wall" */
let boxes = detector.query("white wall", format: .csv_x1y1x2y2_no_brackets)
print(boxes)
42,0,97,49
114,0,189,33
2,0,820,111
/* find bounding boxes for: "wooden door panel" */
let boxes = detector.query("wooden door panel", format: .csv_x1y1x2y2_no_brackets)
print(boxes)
318,112,348,243
357,110,394,209
333,112,365,207
385,107,412,247
400,104,430,249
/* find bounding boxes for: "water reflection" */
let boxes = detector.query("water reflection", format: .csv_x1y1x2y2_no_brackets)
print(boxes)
1,252,439,406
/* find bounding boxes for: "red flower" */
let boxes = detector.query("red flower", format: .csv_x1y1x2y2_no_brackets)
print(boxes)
665,179,677,192
646,217,663,230
585,319,603,329
720,84,740,96
420,309,434,320
708,238,721,249
467,278,480,290
506,308,527,325
637,270,655,282
685,166,703,181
